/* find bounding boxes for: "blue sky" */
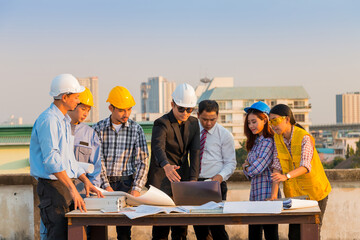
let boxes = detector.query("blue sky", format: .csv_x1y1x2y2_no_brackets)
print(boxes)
1,0,359,124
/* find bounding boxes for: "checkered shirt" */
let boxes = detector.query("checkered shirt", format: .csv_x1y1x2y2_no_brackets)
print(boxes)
244,136,279,201
92,117,149,191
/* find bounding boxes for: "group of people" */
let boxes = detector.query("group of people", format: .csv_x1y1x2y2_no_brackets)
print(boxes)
30,73,331,240
30,74,236,240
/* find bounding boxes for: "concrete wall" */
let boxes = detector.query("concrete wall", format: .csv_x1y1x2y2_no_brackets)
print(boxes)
1,170,360,240
0,175,37,240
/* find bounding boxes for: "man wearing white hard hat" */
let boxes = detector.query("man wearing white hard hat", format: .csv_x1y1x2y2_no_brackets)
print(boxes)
146,83,200,240
30,74,103,240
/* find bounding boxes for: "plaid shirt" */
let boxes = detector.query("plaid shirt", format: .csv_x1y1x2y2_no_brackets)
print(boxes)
272,127,313,173
243,135,279,201
92,116,149,191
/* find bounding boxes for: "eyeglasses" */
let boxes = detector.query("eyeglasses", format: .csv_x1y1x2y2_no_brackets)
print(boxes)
176,105,194,113
269,116,286,126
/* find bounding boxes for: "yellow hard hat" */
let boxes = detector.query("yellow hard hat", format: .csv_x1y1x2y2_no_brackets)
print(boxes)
79,87,94,107
106,86,136,109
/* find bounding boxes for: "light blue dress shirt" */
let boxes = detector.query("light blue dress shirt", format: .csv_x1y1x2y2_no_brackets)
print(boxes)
72,122,102,186
30,103,85,179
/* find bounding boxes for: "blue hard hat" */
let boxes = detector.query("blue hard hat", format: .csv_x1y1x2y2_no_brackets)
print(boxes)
244,101,270,115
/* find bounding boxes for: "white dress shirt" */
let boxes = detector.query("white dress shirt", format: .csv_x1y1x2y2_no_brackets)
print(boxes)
199,122,236,181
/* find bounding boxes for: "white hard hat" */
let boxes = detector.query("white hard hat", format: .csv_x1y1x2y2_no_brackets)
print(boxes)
172,83,197,108
49,74,85,97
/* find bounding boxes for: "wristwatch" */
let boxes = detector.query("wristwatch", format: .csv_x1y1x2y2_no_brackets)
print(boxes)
286,173,291,180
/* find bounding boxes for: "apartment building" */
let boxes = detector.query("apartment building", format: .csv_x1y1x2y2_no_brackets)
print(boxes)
336,92,360,124
140,76,176,121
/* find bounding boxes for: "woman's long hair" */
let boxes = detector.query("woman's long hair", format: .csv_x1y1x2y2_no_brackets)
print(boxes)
244,109,274,152
269,104,305,130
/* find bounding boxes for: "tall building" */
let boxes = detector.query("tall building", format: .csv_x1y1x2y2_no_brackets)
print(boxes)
77,76,99,123
198,80,311,148
141,76,176,116
336,92,360,124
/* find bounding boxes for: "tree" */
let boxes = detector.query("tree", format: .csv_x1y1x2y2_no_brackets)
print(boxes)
348,146,355,158
355,138,360,157
236,140,248,169
323,156,345,169
346,145,350,159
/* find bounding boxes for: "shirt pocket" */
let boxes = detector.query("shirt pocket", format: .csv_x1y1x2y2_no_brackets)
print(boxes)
74,145,92,163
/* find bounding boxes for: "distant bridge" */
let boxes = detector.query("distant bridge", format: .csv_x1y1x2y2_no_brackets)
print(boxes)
310,123,360,132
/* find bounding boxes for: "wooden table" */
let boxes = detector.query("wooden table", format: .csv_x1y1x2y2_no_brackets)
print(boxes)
66,206,320,240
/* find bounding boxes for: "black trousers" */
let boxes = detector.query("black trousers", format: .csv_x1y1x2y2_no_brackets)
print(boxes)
288,195,329,240
248,224,279,240
193,181,229,240
152,225,188,240
109,176,134,240
37,178,74,240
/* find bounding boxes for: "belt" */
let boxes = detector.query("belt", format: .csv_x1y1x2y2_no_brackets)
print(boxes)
198,178,225,183
38,177,76,182
108,175,132,182
38,178,76,185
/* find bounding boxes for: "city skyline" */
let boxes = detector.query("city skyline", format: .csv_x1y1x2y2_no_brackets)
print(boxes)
1,1,359,125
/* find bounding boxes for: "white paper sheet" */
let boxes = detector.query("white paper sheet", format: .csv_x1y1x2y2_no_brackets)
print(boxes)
178,201,223,211
94,185,175,206
283,199,318,209
123,205,186,219
223,201,283,214
177,201,224,213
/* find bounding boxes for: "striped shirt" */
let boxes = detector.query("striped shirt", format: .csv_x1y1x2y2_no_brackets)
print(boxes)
92,117,149,192
272,127,313,173
243,135,279,201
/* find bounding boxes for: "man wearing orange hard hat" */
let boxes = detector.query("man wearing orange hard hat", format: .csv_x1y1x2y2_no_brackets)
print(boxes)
92,86,149,240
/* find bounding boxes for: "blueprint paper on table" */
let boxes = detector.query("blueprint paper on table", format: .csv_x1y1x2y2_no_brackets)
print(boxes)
123,205,186,219
283,199,318,209
94,185,175,206
178,201,224,213
223,201,283,214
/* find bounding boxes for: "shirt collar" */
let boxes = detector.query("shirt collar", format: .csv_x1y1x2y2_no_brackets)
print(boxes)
198,121,217,135
50,103,70,123
283,126,294,145
106,115,131,129
255,134,265,144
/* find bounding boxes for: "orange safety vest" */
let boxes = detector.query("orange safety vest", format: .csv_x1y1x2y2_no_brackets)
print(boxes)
274,126,331,201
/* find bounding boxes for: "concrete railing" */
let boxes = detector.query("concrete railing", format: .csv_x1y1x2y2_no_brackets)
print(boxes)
1,169,360,240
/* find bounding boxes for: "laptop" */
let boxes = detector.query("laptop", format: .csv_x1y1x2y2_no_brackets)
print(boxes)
171,181,222,206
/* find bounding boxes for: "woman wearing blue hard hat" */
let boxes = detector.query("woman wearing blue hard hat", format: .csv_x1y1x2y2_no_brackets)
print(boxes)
243,101,280,240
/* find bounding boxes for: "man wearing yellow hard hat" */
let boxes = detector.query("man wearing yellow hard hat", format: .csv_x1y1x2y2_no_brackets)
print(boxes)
67,87,102,189
92,86,149,240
